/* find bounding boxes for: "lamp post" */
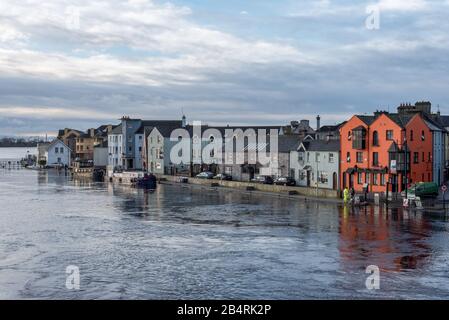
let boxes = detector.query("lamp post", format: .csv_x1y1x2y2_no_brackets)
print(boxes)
404,138,408,199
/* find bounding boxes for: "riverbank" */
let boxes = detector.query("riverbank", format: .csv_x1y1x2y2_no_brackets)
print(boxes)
154,174,449,213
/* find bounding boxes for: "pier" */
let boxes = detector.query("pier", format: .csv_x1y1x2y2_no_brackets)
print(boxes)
0,160,23,170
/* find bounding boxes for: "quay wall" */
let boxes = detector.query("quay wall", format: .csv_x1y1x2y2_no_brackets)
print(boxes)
157,175,340,199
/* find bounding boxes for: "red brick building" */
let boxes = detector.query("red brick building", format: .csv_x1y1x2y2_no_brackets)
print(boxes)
340,108,442,194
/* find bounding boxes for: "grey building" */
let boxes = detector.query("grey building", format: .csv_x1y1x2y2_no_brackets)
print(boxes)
290,139,340,190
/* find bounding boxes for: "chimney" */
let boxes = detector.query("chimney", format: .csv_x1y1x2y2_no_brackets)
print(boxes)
316,115,321,131
182,115,187,128
89,128,95,137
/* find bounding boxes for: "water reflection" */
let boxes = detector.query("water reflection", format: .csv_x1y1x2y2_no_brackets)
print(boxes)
2,168,449,298
339,205,432,272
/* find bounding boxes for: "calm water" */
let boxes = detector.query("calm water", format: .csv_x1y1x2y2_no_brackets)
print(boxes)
1,148,449,299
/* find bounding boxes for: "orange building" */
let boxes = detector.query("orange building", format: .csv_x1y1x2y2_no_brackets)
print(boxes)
340,110,441,194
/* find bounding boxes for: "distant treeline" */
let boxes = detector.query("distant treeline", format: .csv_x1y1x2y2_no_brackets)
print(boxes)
0,137,44,147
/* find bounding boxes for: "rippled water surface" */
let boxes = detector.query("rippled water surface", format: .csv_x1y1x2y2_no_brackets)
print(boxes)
1,148,449,299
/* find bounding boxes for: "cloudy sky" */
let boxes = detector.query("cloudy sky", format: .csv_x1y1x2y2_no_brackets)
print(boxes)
1,0,449,136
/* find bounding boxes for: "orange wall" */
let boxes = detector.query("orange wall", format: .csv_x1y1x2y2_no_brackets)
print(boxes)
405,114,433,184
340,116,369,192
340,113,432,194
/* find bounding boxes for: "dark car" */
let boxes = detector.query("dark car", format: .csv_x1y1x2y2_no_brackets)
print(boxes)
274,177,296,186
213,173,232,181
251,175,274,185
196,171,214,179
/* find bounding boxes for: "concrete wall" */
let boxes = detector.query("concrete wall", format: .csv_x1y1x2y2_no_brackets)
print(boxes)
94,147,108,167
158,174,339,198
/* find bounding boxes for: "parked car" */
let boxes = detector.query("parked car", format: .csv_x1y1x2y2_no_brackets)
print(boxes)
196,171,214,179
213,173,232,181
402,182,439,198
251,175,274,185
274,177,296,186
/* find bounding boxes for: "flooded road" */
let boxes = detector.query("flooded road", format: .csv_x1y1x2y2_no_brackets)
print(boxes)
1,149,449,299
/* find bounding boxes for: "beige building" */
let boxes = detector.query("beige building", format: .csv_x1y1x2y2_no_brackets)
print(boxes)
75,125,113,161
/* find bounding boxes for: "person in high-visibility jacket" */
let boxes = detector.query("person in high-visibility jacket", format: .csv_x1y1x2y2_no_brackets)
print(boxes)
343,187,350,203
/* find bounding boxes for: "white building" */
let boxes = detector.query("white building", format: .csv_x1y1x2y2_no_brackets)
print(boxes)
290,139,340,190
37,139,71,167
94,142,108,167
107,117,183,176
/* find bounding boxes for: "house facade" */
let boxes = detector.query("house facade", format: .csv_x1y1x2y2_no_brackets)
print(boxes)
340,104,445,194
57,128,83,160
107,117,183,174
290,139,340,190
37,139,71,167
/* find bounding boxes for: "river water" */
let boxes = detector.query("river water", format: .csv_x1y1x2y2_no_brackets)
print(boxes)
1,148,449,299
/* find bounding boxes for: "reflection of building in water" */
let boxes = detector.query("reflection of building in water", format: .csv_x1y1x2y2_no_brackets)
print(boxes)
109,183,164,216
37,170,70,186
339,205,431,272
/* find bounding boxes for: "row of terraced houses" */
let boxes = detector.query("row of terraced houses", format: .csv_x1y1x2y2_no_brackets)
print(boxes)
53,101,449,196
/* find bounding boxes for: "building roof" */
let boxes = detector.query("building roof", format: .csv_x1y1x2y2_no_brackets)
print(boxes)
136,120,183,134
356,115,376,125
277,135,302,153
301,139,340,152
111,124,122,134
316,121,346,133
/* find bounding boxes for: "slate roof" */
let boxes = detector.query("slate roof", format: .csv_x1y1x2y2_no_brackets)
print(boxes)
136,120,183,134
301,139,340,152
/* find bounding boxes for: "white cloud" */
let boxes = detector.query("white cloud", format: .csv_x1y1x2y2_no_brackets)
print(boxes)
0,0,312,89
377,0,427,11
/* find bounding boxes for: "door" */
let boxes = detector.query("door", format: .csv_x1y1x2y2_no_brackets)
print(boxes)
333,172,337,190
307,171,311,187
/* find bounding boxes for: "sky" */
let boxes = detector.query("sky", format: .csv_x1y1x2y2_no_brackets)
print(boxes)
1,0,449,136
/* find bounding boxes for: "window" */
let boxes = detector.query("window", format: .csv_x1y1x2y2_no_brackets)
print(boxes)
346,152,351,163
298,152,304,162
329,153,334,163
356,152,363,163
55,147,59,153
128,147,132,152
365,172,370,184
372,131,379,146
421,130,425,141
352,128,367,149
414,152,419,164
139,136,142,140
347,131,352,140
386,130,394,140
410,130,414,141
428,152,431,162
307,152,310,162
318,171,328,183
428,172,431,181
358,172,362,184
373,173,378,185
139,147,142,152
372,152,379,166
380,174,385,186
60,148,64,154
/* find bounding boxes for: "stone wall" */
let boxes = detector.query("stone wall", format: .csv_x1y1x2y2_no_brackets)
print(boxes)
158,174,340,199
